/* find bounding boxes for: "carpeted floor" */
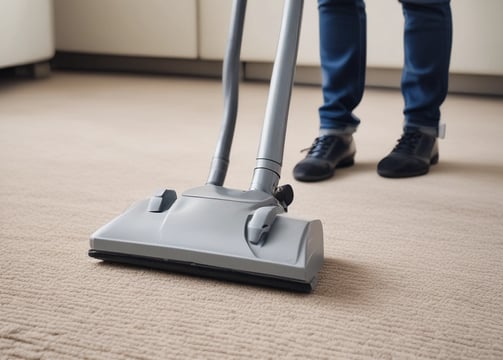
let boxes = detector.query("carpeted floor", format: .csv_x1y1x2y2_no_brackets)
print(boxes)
1,71,502,359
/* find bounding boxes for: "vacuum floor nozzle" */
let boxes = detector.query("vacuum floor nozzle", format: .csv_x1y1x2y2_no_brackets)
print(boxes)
90,185,323,292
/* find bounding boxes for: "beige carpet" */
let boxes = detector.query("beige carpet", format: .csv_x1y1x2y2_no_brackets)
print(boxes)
1,71,502,359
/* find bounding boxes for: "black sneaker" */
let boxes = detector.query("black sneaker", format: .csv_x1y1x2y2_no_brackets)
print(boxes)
377,130,438,178
293,135,356,182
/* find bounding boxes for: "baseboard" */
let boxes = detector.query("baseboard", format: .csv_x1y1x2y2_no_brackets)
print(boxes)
245,62,503,96
52,52,226,79
52,52,503,96
0,61,52,79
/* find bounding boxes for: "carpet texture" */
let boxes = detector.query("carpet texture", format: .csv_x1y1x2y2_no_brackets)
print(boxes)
1,72,502,359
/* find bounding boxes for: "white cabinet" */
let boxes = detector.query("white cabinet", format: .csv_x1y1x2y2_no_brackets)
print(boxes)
54,0,198,58
0,0,54,69
52,0,503,77
199,0,503,76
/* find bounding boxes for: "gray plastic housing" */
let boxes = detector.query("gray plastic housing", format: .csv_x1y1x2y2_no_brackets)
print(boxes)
91,185,323,286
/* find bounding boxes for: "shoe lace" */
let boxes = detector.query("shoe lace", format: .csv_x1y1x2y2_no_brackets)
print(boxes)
301,135,335,157
393,131,422,154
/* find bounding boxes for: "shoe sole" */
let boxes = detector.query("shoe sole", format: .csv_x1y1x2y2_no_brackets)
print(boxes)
294,155,355,182
378,153,439,179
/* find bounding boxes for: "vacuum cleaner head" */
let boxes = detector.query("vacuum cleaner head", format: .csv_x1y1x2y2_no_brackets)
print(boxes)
89,185,323,292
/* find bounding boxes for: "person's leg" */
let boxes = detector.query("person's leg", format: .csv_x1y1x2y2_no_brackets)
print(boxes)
318,0,367,134
378,0,452,178
401,0,452,135
293,0,366,182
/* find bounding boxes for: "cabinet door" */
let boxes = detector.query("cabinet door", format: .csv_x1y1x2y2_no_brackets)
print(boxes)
54,0,198,58
198,0,402,66
0,0,54,68
366,0,503,76
198,0,318,65
449,0,503,75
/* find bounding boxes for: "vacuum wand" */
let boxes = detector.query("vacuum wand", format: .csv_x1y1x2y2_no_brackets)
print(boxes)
250,0,303,194
206,0,247,186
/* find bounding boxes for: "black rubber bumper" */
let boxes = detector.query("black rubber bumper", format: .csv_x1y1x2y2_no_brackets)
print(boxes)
89,250,315,293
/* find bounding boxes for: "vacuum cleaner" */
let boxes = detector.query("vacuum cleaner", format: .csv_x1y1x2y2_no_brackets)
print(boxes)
89,0,324,292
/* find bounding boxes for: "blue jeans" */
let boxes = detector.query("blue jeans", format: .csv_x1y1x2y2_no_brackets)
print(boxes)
318,0,452,136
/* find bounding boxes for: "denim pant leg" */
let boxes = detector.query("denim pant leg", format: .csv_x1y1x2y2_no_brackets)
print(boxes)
400,1,452,135
318,0,366,133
